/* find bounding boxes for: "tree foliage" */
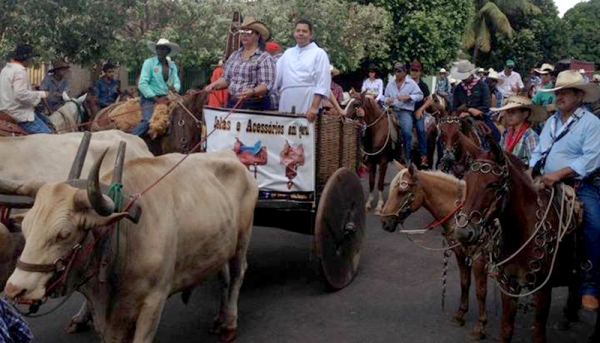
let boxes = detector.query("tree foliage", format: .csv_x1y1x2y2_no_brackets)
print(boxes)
376,0,474,73
563,0,600,65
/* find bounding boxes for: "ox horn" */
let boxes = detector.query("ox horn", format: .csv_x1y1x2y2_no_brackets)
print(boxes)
68,132,92,180
87,148,114,216
111,141,127,185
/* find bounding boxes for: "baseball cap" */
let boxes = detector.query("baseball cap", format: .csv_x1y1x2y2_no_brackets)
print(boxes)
505,60,516,68
410,61,422,71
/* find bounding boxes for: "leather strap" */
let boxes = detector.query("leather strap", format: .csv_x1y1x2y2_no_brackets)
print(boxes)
17,260,58,273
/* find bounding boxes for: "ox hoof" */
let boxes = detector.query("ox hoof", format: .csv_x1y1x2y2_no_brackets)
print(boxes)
219,328,237,343
65,317,92,334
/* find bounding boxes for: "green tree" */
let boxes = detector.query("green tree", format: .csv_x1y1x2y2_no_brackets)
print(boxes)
377,0,474,73
463,0,541,62
564,0,600,65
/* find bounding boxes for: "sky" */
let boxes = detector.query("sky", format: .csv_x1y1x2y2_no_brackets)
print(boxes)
555,0,587,17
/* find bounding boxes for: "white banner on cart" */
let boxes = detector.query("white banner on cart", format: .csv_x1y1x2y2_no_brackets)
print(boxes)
204,108,315,200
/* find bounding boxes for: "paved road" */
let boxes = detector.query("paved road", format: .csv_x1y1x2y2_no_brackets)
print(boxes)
24,172,597,343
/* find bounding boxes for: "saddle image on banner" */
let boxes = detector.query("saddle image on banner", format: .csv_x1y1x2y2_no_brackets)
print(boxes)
204,107,315,201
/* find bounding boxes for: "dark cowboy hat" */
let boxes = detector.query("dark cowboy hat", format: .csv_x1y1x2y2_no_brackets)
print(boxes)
8,44,39,61
49,60,70,73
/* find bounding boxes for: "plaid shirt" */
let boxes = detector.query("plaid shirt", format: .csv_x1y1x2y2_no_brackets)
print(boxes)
0,298,33,343
500,127,540,165
224,47,276,99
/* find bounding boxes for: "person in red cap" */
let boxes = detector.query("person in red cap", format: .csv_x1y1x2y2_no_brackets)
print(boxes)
409,60,432,168
266,42,282,62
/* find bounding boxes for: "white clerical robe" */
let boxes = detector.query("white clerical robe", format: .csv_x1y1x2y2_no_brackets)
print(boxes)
275,42,331,114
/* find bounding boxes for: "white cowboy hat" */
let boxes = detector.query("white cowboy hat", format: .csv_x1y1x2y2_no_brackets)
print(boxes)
486,69,504,85
594,74,600,83
578,69,586,74
449,77,458,85
534,63,554,75
490,95,547,123
240,17,271,42
476,67,485,73
539,70,600,103
439,68,447,74
147,38,181,55
450,60,476,81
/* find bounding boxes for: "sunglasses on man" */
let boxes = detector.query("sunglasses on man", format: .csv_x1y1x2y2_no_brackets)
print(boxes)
238,29,256,35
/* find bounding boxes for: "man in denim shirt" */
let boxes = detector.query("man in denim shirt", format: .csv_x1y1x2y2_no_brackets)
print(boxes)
529,70,600,311
94,62,121,108
134,38,181,137
383,62,423,164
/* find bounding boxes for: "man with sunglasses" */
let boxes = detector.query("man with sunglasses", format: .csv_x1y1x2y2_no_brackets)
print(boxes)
383,62,424,164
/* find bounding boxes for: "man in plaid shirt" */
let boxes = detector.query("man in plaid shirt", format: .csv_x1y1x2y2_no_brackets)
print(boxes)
0,298,33,343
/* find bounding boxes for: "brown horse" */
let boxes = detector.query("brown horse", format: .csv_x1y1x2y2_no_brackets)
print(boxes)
409,93,448,169
437,116,482,178
453,134,595,343
93,91,207,155
346,91,402,214
380,163,489,340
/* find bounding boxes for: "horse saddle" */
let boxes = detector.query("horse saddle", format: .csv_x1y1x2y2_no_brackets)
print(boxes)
239,140,263,155
0,111,28,136
384,108,401,150
234,139,268,166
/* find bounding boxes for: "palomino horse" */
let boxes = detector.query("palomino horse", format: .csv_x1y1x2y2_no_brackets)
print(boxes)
48,92,89,132
93,91,208,155
380,163,489,340
345,91,402,214
454,134,594,343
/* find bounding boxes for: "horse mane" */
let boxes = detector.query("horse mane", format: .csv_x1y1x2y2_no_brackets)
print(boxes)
363,96,382,116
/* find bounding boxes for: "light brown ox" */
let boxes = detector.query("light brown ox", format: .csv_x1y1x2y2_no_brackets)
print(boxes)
0,130,154,332
3,149,258,343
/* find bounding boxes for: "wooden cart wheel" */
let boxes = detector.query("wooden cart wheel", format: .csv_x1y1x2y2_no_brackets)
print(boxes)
314,167,366,291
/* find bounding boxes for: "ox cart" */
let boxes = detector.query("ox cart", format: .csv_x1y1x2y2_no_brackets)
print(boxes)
204,107,366,290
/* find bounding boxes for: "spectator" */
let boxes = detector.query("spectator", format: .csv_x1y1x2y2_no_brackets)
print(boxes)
361,65,384,101
207,60,229,108
94,62,121,108
497,59,524,100
40,60,71,112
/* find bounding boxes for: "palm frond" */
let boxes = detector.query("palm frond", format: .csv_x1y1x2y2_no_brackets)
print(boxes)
476,17,492,52
479,2,514,37
462,18,478,50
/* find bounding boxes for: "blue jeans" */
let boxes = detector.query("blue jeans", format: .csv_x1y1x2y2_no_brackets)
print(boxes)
227,96,271,111
132,97,156,136
578,180,600,296
18,114,53,134
395,109,427,164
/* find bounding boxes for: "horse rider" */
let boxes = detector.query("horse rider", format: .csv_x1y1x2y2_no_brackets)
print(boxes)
497,59,525,104
134,38,182,137
361,64,384,102
410,60,433,168
0,44,54,134
435,68,452,109
450,59,500,142
532,63,557,113
94,62,121,108
40,60,71,113
383,62,423,164
529,70,600,311
274,19,331,122
494,95,545,165
205,17,275,111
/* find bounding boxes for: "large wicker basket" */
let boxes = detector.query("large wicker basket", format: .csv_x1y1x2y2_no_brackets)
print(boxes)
315,114,361,194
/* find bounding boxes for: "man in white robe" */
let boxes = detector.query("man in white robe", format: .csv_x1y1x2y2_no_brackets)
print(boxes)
275,19,331,122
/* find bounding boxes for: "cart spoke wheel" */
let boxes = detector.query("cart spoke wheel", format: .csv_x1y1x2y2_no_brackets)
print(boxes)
315,167,366,291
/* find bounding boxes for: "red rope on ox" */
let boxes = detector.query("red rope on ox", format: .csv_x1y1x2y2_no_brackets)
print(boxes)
122,96,245,213
400,201,464,234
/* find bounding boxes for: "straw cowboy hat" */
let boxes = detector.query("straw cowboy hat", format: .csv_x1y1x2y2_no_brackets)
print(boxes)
330,65,341,77
147,38,181,56
240,17,271,42
486,69,504,85
491,95,547,123
539,70,600,103
450,60,476,81
49,60,70,73
534,63,554,75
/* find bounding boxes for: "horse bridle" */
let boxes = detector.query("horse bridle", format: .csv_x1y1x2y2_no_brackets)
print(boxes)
379,176,416,221
454,158,509,242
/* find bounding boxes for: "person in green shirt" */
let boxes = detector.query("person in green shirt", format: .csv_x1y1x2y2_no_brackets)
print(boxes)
532,63,556,113
133,38,182,137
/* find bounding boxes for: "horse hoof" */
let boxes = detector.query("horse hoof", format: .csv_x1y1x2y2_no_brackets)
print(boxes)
469,330,486,341
219,328,237,342
452,314,466,327
65,319,92,334
209,320,222,335
365,204,372,212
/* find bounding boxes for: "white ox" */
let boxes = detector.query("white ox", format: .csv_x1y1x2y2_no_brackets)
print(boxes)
3,149,258,343
0,130,153,332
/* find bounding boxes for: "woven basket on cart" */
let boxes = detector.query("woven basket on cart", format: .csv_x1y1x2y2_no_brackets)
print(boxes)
315,114,361,193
